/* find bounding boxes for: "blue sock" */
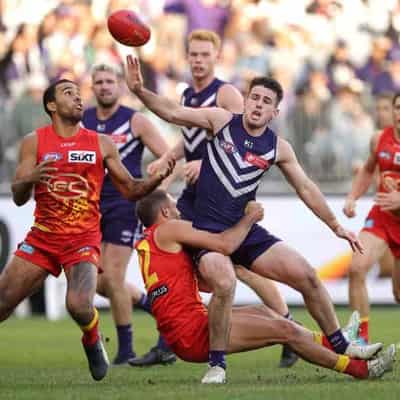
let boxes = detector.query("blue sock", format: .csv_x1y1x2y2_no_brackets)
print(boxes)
135,293,152,314
116,324,134,357
209,350,226,370
156,335,172,352
327,329,349,354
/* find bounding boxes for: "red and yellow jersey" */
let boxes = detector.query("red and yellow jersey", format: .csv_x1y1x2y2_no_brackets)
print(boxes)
33,124,104,235
135,224,207,345
376,126,400,216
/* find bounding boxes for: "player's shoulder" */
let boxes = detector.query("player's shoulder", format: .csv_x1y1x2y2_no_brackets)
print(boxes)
118,104,137,117
216,81,243,113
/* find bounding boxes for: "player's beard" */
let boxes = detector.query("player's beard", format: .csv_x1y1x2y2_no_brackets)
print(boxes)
98,97,118,109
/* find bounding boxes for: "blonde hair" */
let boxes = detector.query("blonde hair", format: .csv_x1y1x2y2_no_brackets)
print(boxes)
187,29,221,51
91,64,123,81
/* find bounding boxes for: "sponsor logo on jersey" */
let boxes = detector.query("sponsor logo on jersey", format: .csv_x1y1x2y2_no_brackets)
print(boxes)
244,139,254,149
60,142,76,147
378,150,391,160
19,242,34,254
190,97,198,106
394,152,400,165
219,139,237,154
111,134,128,144
68,151,96,164
148,284,168,304
43,152,62,161
244,152,269,170
46,173,89,200
97,123,106,132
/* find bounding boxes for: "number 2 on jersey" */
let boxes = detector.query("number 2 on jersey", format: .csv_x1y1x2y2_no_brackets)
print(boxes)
137,239,159,289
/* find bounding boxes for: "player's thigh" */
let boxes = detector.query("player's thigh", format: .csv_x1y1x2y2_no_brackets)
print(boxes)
198,252,235,289
100,242,133,282
250,241,314,288
65,261,98,299
232,304,282,319
350,231,388,274
228,311,293,354
0,255,48,306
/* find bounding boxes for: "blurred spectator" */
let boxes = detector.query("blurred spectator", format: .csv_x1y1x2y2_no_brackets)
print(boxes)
164,0,232,38
374,91,394,129
372,47,400,95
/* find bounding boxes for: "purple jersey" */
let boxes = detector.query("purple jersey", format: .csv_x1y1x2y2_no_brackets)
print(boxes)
82,105,144,218
194,114,278,232
177,78,225,220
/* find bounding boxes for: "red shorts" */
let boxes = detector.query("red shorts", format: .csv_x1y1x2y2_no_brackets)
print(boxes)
362,205,400,257
163,312,209,363
15,227,101,277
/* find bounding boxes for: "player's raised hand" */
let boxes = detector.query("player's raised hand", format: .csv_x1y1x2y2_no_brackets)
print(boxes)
30,159,58,185
374,191,400,211
147,155,168,176
125,55,143,93
343,197,356,218
245,201,264,223
184,160,202,185
333,225,364,253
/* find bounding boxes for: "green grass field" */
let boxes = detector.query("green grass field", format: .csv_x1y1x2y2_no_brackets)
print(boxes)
0,307,399,400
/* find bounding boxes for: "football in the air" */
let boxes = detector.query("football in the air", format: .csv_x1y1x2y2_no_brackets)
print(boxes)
107,10,151,47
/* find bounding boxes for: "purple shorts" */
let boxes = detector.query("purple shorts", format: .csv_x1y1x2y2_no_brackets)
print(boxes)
100,213,142,247
194,223,281,269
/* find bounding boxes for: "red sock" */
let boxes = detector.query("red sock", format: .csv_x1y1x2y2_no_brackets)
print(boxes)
81,308,100,346
334,355,368,379
359,318,369,342
313,332,334,350
344,359,369,379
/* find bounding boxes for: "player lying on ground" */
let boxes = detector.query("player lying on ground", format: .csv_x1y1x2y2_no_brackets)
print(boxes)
133,189,395,384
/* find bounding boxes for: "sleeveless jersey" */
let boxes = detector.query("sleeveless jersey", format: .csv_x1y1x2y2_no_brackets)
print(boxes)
178,78,226,214
82,105,144,215
34,124,104,235
135,224,207,344
375,126,400,216
194,114,278,231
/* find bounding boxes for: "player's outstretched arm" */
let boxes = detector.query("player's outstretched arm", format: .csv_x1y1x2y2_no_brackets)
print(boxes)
11,133,57,206
125,55,230,133
156,201,264,254
343,133,380,218
100,135,175,201
276,138,363,253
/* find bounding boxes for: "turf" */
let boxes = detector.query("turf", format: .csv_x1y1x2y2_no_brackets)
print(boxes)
0,307,399,400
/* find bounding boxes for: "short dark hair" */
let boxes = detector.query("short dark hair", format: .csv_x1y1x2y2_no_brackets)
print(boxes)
42,79,76,117
248,76,284,105
136,189,169,228
392,92,400,106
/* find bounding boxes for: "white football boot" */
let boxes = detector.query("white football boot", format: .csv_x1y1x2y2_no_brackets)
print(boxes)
201,365,226,384
368,344,396,378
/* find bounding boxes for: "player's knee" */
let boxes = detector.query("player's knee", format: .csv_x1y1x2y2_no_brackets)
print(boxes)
66,291,92,320
296,263,320,292
277,319,298,344
348,263,367,282
199,253,235,293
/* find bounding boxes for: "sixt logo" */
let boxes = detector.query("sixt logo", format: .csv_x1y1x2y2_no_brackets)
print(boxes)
68,151,96,164
219,139,237,154
43,152,62,161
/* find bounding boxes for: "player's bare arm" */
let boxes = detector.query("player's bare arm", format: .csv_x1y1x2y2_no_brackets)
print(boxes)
148,140,185,176
276,138,363,253
344,133,380,217
125,55,231,133
155,201,263,254
132,112,169,158
217,84,244,113
11,133,57,206
99,135,175,200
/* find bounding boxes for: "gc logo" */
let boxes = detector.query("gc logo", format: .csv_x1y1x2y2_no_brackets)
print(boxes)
46,173,89,200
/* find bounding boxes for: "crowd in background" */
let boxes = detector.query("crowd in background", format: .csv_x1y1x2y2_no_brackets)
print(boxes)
1,0,400,193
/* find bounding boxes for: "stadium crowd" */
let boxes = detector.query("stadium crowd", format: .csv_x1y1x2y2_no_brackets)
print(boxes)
1,0,400,192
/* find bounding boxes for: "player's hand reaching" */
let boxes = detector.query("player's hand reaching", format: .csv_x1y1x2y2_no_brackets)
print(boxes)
245,201,264,223
147,154,169,176
333,225,364,253
184,160,202,185
30,160,58,185
343,197,356,218
125,55,143,93
156,154,176,180
374,191,400,211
